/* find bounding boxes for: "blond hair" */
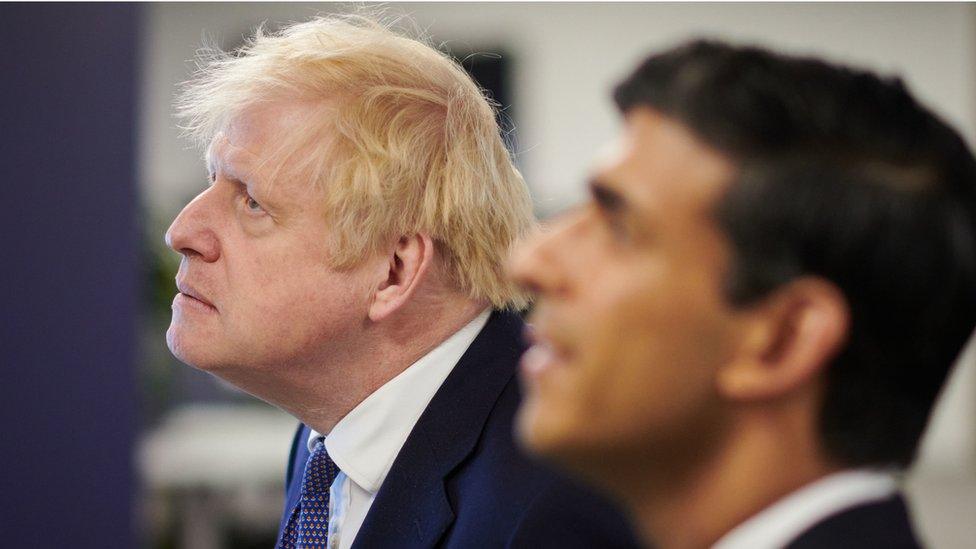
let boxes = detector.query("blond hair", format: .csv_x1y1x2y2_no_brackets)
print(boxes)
177,13,534,309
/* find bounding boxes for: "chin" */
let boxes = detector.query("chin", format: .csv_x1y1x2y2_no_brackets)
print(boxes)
165,325,228,371
519,395,619,475
518,404,635,504
516,396,578,459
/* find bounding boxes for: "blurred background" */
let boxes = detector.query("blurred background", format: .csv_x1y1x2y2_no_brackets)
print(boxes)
3,3,974,548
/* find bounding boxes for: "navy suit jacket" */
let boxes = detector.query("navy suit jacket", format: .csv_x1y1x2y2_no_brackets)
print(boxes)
277,310,642,548
786,495,922,548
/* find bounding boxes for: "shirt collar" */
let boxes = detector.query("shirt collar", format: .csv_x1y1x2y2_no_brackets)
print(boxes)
307,308,491,494
712,469,898,549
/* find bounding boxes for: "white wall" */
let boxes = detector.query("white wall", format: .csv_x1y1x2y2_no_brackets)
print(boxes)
142,3,976,214
141,3,976,545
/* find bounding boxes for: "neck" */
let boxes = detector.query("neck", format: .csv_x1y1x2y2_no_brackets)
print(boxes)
272,296,488,433
624,406,837,549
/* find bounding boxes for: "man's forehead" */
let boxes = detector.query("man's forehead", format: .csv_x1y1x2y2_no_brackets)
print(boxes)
224,101,313,148
206,101,321,184
595,108,735,210
209,100,324,166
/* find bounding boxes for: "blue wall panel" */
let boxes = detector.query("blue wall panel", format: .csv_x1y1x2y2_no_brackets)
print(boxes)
0,4,140,547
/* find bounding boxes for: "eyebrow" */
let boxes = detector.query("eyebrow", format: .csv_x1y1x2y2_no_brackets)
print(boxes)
204,141,220,182
205,149,250,188
204,153,230,186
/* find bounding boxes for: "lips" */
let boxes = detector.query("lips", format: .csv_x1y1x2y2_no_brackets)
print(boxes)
521,343,560,377
175,279,217,311
521,323,571,381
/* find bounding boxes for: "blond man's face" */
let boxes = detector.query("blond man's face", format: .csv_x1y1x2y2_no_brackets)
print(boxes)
165,102,374,376
509,108,745,474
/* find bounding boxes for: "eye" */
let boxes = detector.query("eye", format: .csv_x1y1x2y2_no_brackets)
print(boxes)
244,194,265,213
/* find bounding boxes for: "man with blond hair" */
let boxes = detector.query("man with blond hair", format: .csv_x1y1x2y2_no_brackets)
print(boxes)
165,14,639,549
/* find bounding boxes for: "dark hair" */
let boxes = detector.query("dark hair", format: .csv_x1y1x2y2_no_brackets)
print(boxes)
614,40,976,468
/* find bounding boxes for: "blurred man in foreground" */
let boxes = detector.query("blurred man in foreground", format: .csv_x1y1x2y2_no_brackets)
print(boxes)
510,40,976,548
165,15,638,549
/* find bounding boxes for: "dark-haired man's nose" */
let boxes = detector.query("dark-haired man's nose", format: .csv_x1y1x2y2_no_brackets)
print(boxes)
507,213,580,298
165,191,221,263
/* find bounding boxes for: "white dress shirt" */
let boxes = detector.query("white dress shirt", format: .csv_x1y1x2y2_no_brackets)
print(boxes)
712,469,899,549
304,308,491,549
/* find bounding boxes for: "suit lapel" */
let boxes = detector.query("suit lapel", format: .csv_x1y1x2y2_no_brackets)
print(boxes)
352,310,526,548
279,424,311,535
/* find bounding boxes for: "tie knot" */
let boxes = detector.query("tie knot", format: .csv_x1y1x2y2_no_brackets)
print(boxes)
311,439,328,457
276,439,340,548
301,440,340,501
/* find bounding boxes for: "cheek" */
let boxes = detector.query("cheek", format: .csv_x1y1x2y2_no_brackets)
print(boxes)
226,244,368,354
571,264,730,439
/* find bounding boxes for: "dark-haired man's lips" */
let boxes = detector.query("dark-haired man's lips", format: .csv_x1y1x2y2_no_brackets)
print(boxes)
521,325,571,382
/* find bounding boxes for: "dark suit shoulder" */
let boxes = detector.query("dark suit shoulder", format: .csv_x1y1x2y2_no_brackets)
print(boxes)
787,495,922,549
444,370,642,549
506,467,642,549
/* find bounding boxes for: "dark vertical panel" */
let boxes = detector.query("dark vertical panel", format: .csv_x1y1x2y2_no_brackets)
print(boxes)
0,4,139,547
457,51,517,152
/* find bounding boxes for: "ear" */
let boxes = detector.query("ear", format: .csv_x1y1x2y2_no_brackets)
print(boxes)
368,233,436,322
717,277,850,402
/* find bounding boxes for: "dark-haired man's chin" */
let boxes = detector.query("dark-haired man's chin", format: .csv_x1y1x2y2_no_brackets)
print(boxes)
516,398,582,464
516,401,629,499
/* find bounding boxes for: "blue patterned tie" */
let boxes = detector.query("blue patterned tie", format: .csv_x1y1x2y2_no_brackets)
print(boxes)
277,439,340,549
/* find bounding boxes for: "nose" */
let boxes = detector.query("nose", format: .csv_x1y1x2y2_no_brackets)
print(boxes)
165,190,221,263
507,211,582,298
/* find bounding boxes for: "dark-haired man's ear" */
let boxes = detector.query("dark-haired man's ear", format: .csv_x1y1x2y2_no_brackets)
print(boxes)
369,233,435,322
717,277,850,401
